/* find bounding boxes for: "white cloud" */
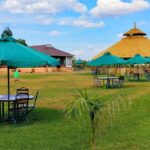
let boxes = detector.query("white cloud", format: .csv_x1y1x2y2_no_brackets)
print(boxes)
59,16,105,28
73,44,110,60
73,50,84,56
117,33,123,38
90,0,150,18
1,0,87,14
73,17,105,28
35,15,54,25
49,30,60,36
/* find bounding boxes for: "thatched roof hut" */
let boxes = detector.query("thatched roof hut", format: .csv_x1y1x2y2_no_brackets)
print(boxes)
94,23,150,59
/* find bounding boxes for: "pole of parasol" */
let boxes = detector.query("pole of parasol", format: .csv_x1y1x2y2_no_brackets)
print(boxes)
7,66,10,120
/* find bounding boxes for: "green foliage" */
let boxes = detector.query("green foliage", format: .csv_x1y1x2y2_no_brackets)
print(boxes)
16,38,28,46
1,27,28,46
0,72,149,149
73,59,89,68
64,89,103,119
1,27,13,38
65,89,132,150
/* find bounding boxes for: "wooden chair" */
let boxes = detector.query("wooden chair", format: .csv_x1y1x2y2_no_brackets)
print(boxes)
16,87,29,95
10,93,29,124
28,90,39,113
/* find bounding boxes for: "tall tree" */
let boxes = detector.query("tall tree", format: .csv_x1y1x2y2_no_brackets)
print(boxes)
1,27,28,46
1,27,13,38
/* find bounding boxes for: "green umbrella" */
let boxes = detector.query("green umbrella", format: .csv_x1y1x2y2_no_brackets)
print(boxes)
88,52,126,76
126,54,149,65
88,52,126,66
0,36,59,92
75,59,84,65
126,54,150,80
146,57,150,61
0,36,59,119
0,36,59,67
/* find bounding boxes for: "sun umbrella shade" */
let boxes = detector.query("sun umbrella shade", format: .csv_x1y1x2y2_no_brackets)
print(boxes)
75,59,84,65
0,36,59,67
147,57,150,61
30,47,60,66
88,52,126,66
126,54,149,65
0,36,60,121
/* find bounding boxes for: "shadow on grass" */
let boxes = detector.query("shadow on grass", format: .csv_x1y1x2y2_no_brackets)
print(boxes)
0,108,63,127
127,79,150,82
29,107,63,124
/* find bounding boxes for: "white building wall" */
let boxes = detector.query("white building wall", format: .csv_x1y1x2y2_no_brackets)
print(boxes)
65,57,73,67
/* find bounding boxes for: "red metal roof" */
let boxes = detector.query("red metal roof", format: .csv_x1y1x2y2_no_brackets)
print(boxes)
30,44,73,57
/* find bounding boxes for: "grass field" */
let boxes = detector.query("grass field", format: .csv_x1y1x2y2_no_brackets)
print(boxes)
0,72,149,150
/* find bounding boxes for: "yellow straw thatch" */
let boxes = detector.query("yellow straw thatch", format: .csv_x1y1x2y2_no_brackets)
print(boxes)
94,24,150,59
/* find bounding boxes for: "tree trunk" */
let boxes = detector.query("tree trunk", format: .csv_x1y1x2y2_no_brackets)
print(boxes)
90,112,96,150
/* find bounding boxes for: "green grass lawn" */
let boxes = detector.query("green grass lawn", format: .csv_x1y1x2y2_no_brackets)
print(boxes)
0,72,149,150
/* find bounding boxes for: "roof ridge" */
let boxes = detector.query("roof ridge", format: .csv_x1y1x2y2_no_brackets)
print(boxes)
30,44,73,57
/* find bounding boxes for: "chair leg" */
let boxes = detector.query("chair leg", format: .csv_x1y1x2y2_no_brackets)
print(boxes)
24,115,29,123
11,117,17,125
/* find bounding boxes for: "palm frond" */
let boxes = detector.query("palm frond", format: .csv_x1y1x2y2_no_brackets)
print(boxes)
95,94,132,134
64,89,90,119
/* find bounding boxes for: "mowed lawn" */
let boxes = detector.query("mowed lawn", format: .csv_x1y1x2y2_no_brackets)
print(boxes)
0,72,150,150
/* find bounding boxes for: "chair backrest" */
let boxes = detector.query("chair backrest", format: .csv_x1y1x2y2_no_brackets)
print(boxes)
15,93,29,114
28,90,39,113
16,87,29,95
33,90,39,107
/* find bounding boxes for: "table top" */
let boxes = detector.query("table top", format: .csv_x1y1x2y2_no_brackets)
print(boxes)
0,94,34,101
98,77,119,80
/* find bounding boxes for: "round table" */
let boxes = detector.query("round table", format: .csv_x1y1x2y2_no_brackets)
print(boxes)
0,94,34,122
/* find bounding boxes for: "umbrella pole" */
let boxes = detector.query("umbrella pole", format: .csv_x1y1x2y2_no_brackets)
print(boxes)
107,66,109,77
7,67,10,121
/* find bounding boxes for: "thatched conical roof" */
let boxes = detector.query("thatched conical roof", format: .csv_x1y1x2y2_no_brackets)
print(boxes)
94,24,150,59
123,23,146,36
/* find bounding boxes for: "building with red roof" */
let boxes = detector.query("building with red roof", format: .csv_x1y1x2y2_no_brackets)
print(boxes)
30,44,74,67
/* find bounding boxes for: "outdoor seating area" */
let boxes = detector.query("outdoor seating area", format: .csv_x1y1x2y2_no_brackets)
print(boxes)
93,73,125,88
0,72,149,149
89,52,150,88
0,87,38,124
0,6,150,148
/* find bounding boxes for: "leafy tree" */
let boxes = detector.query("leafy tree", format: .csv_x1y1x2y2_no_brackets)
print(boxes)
16,38,28,46
1,27,28,46
64,89,131,150
1,27,13,38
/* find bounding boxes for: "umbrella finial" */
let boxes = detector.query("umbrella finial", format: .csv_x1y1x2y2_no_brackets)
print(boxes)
134,22,137,29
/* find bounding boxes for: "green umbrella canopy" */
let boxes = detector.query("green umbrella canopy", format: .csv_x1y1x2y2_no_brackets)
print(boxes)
147,57,150,61
0,36,59,67
0,36,60,118
30,47,60,66
75,59,84,65
88,52,126,66
127,54,149,65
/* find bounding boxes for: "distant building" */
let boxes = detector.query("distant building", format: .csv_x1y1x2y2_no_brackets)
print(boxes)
30,44,74,67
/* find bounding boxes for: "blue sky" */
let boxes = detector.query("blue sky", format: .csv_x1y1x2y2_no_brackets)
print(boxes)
0,0,150,60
